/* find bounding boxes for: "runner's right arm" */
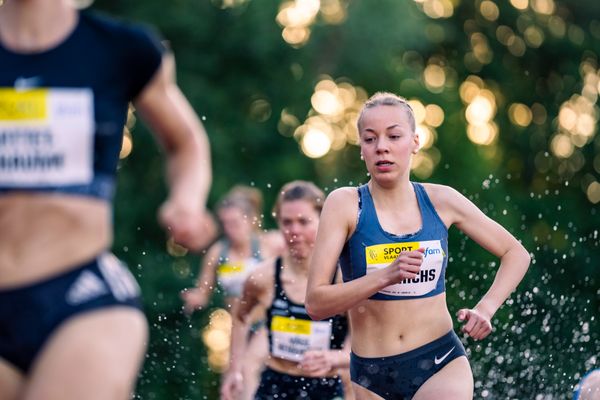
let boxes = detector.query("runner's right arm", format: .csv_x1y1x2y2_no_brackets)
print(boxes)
305,188,424,320
181,243,220,314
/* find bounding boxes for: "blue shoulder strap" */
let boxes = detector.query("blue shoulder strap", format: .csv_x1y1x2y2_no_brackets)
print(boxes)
358,184,375,220
251,235,261,260
218,239,230,264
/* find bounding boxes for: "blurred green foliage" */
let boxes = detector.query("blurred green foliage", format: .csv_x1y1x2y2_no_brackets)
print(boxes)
94,0,599,398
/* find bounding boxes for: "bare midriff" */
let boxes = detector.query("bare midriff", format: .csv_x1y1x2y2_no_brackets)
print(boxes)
0,193,112,288
348,293,454,357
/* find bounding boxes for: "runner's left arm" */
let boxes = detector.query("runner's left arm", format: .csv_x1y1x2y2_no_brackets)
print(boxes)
444,186,531,340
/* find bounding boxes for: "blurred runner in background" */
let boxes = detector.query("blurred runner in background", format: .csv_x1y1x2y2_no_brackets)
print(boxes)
182,184,283,400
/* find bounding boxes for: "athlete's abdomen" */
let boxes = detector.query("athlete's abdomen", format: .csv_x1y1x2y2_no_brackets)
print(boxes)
349,293,454,358
0,193,111,287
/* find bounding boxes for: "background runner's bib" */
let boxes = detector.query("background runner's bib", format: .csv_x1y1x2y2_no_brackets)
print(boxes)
266,258,348,361
0,88,94,187
216,258,259,297
365,240,445,297
270,315,332,362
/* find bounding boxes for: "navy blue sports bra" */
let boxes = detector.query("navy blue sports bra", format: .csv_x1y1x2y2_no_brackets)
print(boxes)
339,183,449,300
0,11,164,200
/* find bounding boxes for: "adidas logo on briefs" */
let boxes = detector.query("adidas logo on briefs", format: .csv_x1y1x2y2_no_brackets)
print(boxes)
66,270,109,305
97,253,140,301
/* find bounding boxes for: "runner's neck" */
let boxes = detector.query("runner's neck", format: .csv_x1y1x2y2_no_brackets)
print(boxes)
0,0,77,52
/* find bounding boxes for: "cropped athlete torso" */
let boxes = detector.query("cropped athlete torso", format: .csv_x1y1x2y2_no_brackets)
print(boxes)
0,11,163,286
340,183,454,357
265,258,348,376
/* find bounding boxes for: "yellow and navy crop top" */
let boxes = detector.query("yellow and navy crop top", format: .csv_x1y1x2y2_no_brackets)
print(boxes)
0,11,164,200
339,183,449,300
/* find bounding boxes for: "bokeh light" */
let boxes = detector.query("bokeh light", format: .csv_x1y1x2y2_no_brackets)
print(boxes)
509,0,529,10
551,60,599,174
587,181,600,204
466,94,496,126
470,33,493,66
524,25,545,48
425,104,445,127
461,77,498,147
414,0,455,19
202,308,232,372
531,0,555,15
292,77,368,157
550,133,574,159
320,0,347,24
423,64,446,93
301,127,332,158
508,103,533,127
408,98,444,177
480,1,500,21
467,122,498,146
212,0,249,8
276,0,348,47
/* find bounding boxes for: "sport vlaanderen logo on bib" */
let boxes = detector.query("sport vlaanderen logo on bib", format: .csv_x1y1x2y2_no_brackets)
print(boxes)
0,88,94,186
365,240,445,296
270,315,332,362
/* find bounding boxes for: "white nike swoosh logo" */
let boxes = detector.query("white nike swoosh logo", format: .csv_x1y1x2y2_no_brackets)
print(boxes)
434,346,455,365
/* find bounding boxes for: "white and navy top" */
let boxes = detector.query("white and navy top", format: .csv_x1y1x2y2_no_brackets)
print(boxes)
0,11,164,201
267,258,348,362
339,183,449,300
216,236,262,298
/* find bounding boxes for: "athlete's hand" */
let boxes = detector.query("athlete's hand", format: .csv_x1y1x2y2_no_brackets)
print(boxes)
220,370,243,400
298,350,334,377
457,308,492,340
180,287,208,315
386,248,425,284
159,201,217,252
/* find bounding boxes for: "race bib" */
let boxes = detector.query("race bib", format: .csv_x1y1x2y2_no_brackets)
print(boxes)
217,257,261,296
217,263,245,276
0,88,94,186
271,315,332,361
365,240,445,296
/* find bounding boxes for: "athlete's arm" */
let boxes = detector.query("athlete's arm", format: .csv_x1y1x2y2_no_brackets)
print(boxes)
301,268,352,374
298,347,350,377
222,262,273,399
180,243,220,314
261,230,285,259
134,53,213,251
305,188,424,320
235,261,273,323
433,185,531,340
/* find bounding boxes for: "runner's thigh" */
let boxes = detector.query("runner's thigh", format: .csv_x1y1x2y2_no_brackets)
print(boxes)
352,383,386,400
23,307,148,400
413,356,473,400
0,359,24,400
